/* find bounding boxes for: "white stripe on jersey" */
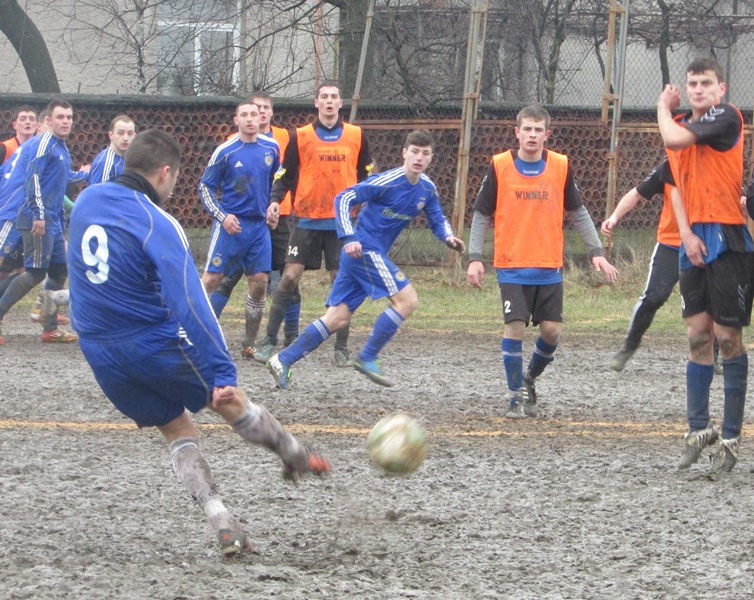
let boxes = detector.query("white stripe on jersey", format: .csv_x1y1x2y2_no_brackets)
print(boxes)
102,148,117,182
366,250,399,296
338,167,406,237
32,132,53,220
338,189,358,237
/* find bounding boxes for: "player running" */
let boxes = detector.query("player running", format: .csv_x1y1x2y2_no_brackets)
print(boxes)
266,129,464,389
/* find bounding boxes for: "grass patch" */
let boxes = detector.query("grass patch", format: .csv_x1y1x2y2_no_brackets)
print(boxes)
207,236,683,338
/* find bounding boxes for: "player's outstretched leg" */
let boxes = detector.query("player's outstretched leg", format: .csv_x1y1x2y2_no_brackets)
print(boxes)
229,401,330,480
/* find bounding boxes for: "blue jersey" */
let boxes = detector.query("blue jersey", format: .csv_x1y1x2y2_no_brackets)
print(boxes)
334,167,452,253
88,147,125,184
0,145,31,222
198,134,279,221
16,131,86,228
67,173,237,388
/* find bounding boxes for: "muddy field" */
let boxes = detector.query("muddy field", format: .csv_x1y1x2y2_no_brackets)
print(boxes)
3,308,754,599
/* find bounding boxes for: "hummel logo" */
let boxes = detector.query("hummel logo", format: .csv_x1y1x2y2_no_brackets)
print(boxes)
701,105,725,123
234,161,244,168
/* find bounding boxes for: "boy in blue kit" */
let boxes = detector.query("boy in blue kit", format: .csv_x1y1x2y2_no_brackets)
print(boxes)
87,114,136,184
267,129,465,389
67,129,329,558
199,101,280,359
0,100,85,345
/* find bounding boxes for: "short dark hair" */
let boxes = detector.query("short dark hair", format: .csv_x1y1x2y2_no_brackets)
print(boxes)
46,99,73,114
110,114,135,131
404,129,434,150
235,100,258,114
38,110,49,122
124,129,182,175
516,104,551,130
250,90,272,105
687,57,725,83
317,80,342,97
13,106,37,121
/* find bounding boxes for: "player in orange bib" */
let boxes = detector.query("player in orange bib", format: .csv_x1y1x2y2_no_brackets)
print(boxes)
467,104,618,418
657,57,754,473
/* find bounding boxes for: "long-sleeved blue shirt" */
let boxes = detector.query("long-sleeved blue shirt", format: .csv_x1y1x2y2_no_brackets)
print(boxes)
16,131,87,228
68,172,237,388
198,134,280,222
335,167,453,254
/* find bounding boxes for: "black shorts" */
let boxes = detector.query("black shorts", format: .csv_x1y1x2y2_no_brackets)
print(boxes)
499,282,564,326
286,225,342,271
679,251,754,327
270,215,292,273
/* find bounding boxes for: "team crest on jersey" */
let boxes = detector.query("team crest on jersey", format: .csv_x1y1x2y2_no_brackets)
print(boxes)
417,199,426,210
211,256,223,267
396,270,406,281
265,154,274,166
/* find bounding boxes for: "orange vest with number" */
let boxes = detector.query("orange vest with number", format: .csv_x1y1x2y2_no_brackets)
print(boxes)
294,123,362,219
492,150,569,269
665,108,745,226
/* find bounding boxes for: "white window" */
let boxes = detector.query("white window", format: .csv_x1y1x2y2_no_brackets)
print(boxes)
156,0,240,96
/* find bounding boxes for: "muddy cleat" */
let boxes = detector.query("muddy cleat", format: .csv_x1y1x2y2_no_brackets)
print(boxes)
253,339,276,365
283,448,331,482
41,329,79,344
505,399,526,419
710,437,739,473
352,357,393,387
267,354,292,389
678,423,719,469
523,399,538,417
610,348,636,372
283,333,298,348
334,347,352,367
240,345,255,360
31,308,70,326
218,528,251,558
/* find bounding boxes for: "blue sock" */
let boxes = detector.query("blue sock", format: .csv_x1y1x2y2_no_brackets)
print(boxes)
686,361,714,431
527,336,558,379
502,338,523,402
722,354,747,439
278,319,331,366
359,307,404,362
210,291,230,316
283,301,301,340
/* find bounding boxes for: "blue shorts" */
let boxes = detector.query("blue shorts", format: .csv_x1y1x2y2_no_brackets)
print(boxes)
205,217,271,276
327,249,410,312
22,223,66,269
79,328,214,427
0,220,22,261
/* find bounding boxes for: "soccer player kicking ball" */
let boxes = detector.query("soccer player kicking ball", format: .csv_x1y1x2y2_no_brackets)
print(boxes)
266,129,465,390
67,130,329,558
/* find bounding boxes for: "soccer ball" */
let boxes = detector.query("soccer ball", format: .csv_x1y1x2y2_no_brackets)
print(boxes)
367,413,427,474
